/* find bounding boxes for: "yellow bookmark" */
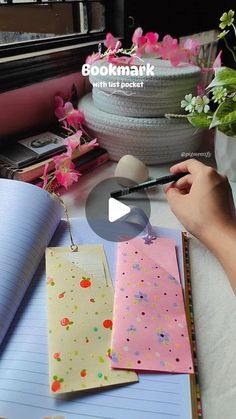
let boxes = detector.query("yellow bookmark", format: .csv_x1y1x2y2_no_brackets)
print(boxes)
46,244,138,394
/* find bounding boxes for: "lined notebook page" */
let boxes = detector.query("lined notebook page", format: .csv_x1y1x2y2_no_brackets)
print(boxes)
0,218,192,419
0,179,62,344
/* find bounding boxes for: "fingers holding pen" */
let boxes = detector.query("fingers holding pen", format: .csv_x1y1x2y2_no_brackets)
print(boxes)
164,173,193,194
173,174,193,191
169,158,206,177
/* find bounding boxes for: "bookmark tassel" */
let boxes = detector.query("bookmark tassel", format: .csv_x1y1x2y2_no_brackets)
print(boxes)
52,193,78,252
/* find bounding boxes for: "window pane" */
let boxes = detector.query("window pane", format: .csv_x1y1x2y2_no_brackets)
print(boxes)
90,1,105,32
0,1,105,46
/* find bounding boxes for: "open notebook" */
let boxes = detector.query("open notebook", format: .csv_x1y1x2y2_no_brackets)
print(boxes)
0,178,201,419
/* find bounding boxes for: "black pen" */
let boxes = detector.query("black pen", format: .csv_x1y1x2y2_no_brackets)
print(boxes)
111,172,189,198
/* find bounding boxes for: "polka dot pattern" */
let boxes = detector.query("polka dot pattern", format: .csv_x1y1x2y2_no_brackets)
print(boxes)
46,245,138,394
111,237,194,373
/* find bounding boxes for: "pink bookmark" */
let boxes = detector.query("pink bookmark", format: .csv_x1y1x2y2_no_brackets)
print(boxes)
111,236,194,373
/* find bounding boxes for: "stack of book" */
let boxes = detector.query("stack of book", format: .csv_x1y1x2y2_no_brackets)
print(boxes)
0,126,109,184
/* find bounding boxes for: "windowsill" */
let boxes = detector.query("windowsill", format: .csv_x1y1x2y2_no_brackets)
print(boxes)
0,0,123,93
0,39,104,94
0,39,103,64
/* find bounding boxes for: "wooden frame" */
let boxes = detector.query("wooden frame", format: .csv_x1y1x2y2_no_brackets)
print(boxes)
0,0,126,93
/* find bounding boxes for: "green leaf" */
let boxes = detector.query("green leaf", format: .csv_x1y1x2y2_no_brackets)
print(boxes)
210,100,236,128
53,375,58,380
208,67,236,88
230,123,236,135
219,123,236,136
187,113,212,128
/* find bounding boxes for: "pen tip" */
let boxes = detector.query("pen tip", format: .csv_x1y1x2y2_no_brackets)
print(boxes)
110,192,118,198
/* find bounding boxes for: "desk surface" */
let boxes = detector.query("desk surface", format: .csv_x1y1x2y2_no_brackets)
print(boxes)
62,156,236,419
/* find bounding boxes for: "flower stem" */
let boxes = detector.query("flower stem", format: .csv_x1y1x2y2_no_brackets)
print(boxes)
80,125,94,141
62,125,75,135
223,35,236,63
232,23,236,39
45,175,56,192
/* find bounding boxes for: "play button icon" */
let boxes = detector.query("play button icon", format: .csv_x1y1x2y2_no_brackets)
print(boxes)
85,177,151,242
108,197,131,222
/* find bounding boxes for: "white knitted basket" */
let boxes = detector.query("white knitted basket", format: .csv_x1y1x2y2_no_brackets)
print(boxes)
79,93,203,165
89,58,200,117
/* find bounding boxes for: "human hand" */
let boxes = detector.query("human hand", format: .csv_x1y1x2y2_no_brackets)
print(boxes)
164,159,236,247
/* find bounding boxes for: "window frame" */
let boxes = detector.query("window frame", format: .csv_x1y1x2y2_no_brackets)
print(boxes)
0,32,107,59
0,0,124,93
0,42,101,94
0,0,109,58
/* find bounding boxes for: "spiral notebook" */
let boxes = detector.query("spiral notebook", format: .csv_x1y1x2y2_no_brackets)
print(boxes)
0,178,201,419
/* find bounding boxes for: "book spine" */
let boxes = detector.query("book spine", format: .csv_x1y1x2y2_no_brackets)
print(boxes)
32,149,109,189
72,147,108,172
0,147,95,182
0,127,93,182
0,161,19,180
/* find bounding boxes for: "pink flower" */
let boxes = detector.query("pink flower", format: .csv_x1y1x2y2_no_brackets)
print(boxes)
54,155,81,190
169,48,189,66
65,131,82,155
106,54,135,66
183,38,201,57
53,152,70,169
136,31,159,57
55,100,85,129
104,33,122,52
54,97,66,120
159,35,188,66
159,35,178,59
213,50,222,68
80,138,99,152
132,27,143,46
64,103,84,128
145,32,159,45
85,52,101,64
55,167,80,190
55,95,64,109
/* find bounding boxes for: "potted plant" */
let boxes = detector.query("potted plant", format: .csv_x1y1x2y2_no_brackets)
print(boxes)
166,10,236,181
